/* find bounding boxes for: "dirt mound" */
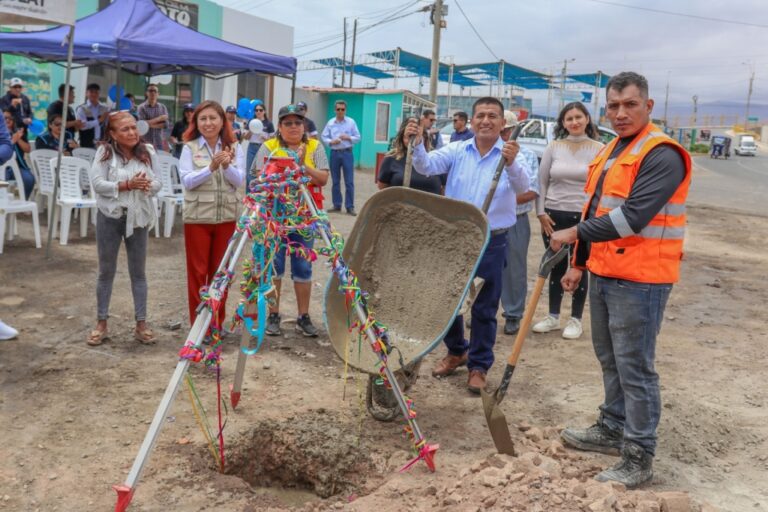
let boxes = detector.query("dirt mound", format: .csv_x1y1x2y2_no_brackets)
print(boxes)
225,409,382,499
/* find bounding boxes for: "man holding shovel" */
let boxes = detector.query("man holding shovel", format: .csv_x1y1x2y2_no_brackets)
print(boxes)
405,97,531,394
549,72,691,488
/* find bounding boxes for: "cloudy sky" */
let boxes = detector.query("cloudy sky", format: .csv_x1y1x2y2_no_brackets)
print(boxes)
215,0,765,117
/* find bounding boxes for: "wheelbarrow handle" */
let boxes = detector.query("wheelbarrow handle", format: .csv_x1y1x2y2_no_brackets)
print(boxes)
402,136,416,189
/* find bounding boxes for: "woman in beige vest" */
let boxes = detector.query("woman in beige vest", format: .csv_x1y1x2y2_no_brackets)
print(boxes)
179,100,245,326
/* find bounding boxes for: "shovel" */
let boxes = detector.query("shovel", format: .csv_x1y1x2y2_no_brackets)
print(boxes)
481,246,569,454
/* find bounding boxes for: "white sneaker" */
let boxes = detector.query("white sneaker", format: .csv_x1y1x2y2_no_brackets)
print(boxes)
532,315,560,333
0,320,19,340
562,318,583,339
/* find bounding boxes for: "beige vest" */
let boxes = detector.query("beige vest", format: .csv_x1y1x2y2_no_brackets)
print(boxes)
182,139,241,224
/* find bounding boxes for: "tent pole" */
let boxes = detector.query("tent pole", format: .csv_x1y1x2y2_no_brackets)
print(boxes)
393,47,400,89
447,63,453,115
291,73,296,103
116,59,122,111
45,24,75,259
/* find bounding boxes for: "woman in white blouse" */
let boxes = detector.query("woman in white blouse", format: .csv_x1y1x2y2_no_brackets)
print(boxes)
88,111,161,346
179,100,245,327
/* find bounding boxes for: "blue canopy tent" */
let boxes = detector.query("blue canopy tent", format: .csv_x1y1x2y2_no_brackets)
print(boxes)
0,0,296,78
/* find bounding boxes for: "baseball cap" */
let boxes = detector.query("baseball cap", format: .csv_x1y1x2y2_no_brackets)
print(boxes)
278,104,305,120
503,110,519,129
296,101,307,111
9,77,23,87
225,105,237,113
183,103,195,111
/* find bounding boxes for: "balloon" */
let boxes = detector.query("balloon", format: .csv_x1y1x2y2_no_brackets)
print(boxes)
237,98,253,120
154,74,173,85
108,84,125,102
28,119,45,136
119,97,132,110
136,120,149,136
248,119,264,134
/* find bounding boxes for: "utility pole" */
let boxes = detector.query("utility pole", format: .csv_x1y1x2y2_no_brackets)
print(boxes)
429,0,445,104
341,18,347,87
349,18,358,88
560,58,574,110
744,69,755,130
663,72,670,128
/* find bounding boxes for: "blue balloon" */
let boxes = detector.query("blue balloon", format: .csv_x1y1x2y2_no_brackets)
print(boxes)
28,119,45,136
236,98,253,119
119,97,132,110
108,84,126,102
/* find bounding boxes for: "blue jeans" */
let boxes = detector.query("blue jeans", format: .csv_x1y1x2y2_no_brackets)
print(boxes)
443,232,508,372
5,165,35,201
330,149,354,210
246,142,261,185
589,274,672,455
500,213,530,319
274,231,315,282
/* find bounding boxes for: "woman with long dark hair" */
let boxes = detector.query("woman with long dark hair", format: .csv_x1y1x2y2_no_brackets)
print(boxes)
179,100,245,326
533,101,603,340
88,111,161,345
377,117,444,194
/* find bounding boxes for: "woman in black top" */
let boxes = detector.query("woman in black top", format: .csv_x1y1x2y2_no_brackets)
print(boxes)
377,117,444,195
170,103,194,158
34,113,78,154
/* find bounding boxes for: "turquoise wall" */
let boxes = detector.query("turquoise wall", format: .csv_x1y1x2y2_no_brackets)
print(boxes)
324,92,404,168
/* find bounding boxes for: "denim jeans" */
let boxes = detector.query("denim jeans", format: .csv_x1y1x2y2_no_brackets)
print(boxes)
274,231,315,282
589,274,672,455
443,232,508,372
330,149,355,210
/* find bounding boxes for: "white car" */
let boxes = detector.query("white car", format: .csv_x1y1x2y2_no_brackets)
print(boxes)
734,135,757,156
517,119,617,160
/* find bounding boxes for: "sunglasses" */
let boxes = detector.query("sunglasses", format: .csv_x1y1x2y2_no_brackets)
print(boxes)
336,108,346,111
147,89,158,93
281,120,303,127
255,108,265,112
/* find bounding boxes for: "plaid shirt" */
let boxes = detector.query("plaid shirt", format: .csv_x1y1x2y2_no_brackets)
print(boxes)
137,101,169,150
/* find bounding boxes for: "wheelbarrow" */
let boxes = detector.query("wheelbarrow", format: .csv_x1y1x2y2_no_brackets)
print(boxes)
323,186,490,419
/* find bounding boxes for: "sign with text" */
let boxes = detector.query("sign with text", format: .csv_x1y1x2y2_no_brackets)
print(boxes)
0,0,76,26
154,0,197,30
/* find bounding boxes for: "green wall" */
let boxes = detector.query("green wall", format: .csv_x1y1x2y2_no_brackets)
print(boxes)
325,92,404,168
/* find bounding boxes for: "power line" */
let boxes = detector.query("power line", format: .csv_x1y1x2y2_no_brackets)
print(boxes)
453,0,499,60
585,0,768,29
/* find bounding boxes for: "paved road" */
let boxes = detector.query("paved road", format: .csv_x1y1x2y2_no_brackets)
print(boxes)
689,149,768,216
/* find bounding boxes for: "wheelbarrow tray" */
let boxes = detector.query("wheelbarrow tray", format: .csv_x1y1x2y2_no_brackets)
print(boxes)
323,187,489,374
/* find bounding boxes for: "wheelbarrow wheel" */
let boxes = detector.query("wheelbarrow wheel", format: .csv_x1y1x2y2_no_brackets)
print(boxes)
366,360,422,422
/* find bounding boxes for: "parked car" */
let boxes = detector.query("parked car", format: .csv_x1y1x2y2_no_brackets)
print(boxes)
734,134,757,156
517,119,617,160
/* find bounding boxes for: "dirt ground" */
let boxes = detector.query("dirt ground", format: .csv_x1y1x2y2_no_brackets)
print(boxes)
1,168,766,512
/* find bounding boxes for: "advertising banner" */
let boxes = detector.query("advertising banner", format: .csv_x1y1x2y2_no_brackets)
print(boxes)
0,0,76,26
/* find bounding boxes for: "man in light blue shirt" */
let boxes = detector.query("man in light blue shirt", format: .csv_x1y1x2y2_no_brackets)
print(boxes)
405,97,530,394
321,100,361,215
500,111,540,335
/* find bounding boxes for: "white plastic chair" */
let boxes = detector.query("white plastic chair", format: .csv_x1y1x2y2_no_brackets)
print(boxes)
29,149,58,229
0,159,41,254
72,147,97,165
51,157,97,245
155,154,184,238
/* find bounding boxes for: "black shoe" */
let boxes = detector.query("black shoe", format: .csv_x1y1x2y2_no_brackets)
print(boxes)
347,209,357,216
329,206,342,212
265,313,282,336
561,420,624,455
295,314,319,337
504,317,520,335
595,441,653,488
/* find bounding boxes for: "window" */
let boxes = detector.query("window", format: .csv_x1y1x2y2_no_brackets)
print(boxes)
375,101,391,143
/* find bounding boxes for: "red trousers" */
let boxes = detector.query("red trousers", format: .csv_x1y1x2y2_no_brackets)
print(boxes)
184,222,237,326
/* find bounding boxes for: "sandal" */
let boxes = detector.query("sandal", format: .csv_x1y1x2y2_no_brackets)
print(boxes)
87,327,108,346
135,327,156,345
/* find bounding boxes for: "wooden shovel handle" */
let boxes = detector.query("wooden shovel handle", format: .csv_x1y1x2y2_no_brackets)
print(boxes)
506,275,546,366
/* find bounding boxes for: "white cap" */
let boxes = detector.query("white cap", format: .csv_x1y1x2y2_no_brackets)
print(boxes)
503,110,519,129
9,77,23,87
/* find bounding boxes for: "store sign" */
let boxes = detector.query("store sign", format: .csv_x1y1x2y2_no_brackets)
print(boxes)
154,0,198,30
0,0,76,26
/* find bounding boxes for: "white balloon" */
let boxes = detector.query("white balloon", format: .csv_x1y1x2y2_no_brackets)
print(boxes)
248,119,264,134
137,120,150,136
154,74,173,85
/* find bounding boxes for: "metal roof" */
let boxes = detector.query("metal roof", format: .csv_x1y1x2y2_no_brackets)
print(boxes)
312,58,394,80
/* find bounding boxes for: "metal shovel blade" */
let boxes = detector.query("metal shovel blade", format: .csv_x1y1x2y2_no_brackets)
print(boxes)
481,386,515,455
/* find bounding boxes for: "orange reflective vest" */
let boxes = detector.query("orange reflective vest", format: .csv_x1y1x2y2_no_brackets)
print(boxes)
578,123,692,284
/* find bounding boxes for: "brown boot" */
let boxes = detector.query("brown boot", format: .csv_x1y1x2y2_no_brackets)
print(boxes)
467,370,487,394
431,352,468,377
